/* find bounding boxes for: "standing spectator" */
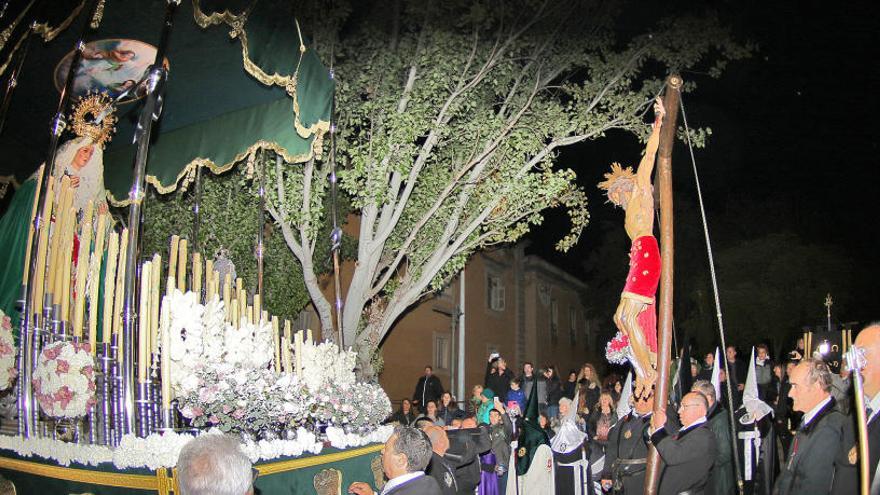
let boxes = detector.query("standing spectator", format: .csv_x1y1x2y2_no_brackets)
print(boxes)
754,344,774,400
349,426,442,495
544,365,563,419
476,389,495,425
485,355,513,403
519,362,537,400
388,399,417,426
774,359,846,495
177,434,254,495
787,337,806,363
413,366,444,411
563,370,578,400
538,412,555,440
438,392,463,425
417,400,446,427
488,403,513,493
772,363,793,455
506,378,526,414
578,363,601,415
468,385,484,417
588,391,618,454
726,346,747,407
697,351,715,381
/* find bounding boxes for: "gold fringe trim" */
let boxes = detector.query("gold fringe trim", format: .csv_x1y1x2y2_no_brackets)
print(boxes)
0,30,28,78
255,444,384,476
33,0,88,42
191,0,330,143
0,444,381,494
0,457,165,492
105,139,316,207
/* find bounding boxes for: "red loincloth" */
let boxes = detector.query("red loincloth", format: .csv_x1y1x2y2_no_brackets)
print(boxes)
606,236,660,364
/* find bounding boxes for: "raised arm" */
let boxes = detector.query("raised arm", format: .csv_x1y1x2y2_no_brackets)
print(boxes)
635,97,666,188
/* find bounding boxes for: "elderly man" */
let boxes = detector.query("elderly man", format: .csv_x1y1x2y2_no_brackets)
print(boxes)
177,435,255,495
650,392,717,495
774,358,847,495
692,380,734,495
350,426,442,495
421,424,459,495
833,322,880,495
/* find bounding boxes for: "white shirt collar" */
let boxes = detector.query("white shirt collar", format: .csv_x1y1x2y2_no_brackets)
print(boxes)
682,416,707,431
868,392,880,423
381,471,424,495
803,396,832,426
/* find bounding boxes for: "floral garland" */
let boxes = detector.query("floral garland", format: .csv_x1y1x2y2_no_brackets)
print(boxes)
0,425,394,469
33,341,96,418
0,309,17,391
605,330,631,365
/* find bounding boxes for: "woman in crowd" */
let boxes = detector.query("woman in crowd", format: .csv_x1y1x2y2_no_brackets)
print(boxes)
438,392,463,425
387,398,416,426
539,412,555,440
469,384,484,417
477,388,495,425
544,365,563,419
417,400,446,427
577,363,601,414
588,391,618,453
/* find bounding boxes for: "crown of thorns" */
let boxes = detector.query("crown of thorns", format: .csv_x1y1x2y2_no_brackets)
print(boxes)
597,162,635,192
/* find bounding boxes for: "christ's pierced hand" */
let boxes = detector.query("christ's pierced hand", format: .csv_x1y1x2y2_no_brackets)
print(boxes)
653,97,666,127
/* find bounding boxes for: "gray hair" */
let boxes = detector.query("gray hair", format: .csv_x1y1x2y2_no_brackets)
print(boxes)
803,358,833,393
691,380,716,404
177,434,253,495
392,426,433,472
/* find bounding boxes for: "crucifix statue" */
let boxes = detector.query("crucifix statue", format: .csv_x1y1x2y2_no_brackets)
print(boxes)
600,97,665,398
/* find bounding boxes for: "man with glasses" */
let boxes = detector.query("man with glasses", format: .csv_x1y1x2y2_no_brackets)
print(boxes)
649,391,717,495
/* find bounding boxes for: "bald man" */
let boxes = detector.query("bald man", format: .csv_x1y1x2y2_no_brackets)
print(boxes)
832,323,880,495
650,392,717,495
421,425,458,495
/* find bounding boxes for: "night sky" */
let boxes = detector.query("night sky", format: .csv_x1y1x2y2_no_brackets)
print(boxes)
528,1,880,349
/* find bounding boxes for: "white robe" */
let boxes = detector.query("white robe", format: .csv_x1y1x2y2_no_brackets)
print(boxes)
506,444,554,495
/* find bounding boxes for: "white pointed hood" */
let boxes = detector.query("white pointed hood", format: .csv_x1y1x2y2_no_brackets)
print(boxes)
617,371,634,419
740,347,773,424
711,347,721,403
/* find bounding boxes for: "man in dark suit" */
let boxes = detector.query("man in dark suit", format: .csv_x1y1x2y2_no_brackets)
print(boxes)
774,359,847,495
692,380,734,495
413,366,444,411
833,323,880,495
349,426,442,495
650,391,717,495
421,425,460,495
601,393,679,494
727,346,747,408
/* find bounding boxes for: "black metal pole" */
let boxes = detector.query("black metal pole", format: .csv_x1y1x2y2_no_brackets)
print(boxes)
120,0,180,435
0,23,34,135
18,0,103,438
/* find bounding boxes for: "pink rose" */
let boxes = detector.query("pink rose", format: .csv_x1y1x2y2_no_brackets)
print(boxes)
55,359,70,375
232,409,245,419
209,415,220,424
43,346,61,361
54,386,74,410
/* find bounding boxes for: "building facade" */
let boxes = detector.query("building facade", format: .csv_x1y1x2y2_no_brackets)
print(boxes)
377,244,601,405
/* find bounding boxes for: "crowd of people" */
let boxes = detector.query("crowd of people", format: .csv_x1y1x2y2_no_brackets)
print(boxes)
172,325,877,495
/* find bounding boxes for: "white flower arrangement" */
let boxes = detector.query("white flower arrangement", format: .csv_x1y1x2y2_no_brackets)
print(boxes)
0,426,392,469
0,309,17,391
163,290,392,434
32,341,96,418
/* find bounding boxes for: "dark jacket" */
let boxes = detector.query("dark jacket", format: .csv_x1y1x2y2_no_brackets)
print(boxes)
485,362,514,402
651,421,717,495
832,406,879,495
387,409,417,426
774,398,847,495
413,374,444,408
446,427,490,494
563,379,578,400
579,381,601,413
546,376,563,408
438,404,465,425
602,409,678,493
705,404,734,495
384,473,443,495
426,452,459,495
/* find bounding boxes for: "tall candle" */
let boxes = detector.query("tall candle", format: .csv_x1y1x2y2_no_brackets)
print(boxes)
160,304,171,410
22,164,45,285
32,176,55,318
150,254,162,356
177,239,188,292
223,273,232,322
114,229,129,363
294,330,303,376
47,177,71,300
167,235,180,294
272,316,280,373
205,259,214,301
87,213,107,353
102,232,119,344
73,201,94,338
59,206,76,325
281,337,291,373
138,261,151,382
253,294,261,324
192,252,202,301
